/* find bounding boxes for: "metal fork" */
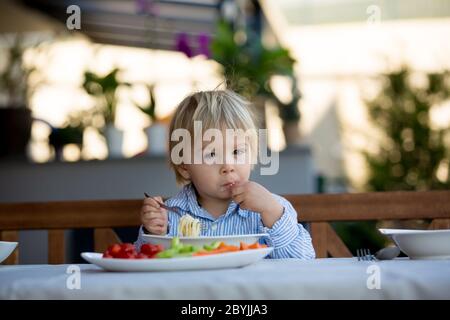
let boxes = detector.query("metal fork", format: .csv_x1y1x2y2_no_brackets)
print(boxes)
144,193,207,233
144,193,187,217
356,248,375,261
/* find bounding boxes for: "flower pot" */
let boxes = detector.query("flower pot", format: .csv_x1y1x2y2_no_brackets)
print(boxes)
0,107,32,159
104,124,123,158
145,122,167,155
49,126,84,161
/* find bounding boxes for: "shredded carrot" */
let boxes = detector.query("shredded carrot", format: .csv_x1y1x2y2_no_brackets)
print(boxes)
249,242,267,249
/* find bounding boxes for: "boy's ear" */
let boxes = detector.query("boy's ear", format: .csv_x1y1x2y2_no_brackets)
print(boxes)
176,164,191,181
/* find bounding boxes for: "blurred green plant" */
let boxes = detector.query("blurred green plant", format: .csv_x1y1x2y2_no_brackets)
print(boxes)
82,68,129,126
336,66,450,256
134,84,157,122
0,35,48,158
0,35,39,108
210,20,300,124
364,66,450,191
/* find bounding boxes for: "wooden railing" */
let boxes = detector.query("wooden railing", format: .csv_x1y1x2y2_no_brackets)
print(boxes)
1,190,449,264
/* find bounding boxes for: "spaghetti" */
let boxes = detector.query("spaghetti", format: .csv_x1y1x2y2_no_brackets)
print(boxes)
178,214,202,237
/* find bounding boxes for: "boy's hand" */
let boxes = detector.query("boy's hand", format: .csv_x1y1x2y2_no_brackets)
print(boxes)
140,196,168,235
230,181,283,228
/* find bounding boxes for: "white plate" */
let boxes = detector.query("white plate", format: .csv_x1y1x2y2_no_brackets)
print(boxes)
142,233,269,250
0,241,18,264
81,247,273,272
379,228,450,260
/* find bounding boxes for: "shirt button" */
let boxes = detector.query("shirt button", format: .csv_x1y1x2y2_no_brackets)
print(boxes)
211,223,218,231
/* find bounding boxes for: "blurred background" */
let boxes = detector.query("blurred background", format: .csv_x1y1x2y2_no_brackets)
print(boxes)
1,0,449,262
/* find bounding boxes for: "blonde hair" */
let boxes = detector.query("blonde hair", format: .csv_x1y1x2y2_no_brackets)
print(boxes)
168,89,260,185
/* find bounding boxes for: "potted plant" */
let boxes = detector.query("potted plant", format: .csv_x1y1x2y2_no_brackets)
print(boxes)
82,68,127,158
134,84,167,155
48,123,84,161
0,36,34,159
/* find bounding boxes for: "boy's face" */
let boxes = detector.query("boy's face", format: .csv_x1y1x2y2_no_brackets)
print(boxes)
177,130,253,201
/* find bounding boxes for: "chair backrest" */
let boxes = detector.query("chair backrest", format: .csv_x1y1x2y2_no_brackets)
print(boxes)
1,190,449,263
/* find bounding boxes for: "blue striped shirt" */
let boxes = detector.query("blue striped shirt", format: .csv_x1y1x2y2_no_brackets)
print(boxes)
135,183,315,259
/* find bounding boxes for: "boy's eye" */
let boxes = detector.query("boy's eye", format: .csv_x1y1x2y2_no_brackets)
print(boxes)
233,149,245,156
204,151,215,159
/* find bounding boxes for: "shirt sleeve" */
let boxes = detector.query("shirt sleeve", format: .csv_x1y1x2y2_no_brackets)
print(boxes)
258,194,315,260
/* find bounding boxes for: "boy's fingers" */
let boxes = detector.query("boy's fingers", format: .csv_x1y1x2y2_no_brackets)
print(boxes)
143,211,166,220
148,215,166,223
232,194,245,204
142,204,156,212
152,227,166,235
157,208,168,218
230,181,248,195
143,198,154,205
150,196,164,207
154,222,166,229
149,198,161,208
143,198,160,209
142,206,167,215
231,185,245,196
142,195,166,235
145,218,166,227
143,219,166,231
154,220,166,227
143,214,165,222
148,224,166,233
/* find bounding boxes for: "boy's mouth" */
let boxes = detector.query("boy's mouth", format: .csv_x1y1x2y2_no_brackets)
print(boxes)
221,182,236,189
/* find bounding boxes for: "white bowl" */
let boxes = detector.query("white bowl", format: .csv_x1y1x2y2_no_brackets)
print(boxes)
379,229,450,260
0,241,18,264
142,233,269,250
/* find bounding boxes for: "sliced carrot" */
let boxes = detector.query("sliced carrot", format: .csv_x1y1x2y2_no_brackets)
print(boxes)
240,242,250,250
193,251,213,256
224,246,239,252
240,242,268,250
249,242,267,249
193,246,239,256
218,242,239,251
216,246,239,253
193,242,266,257
218,242,226,249
248,243,260,249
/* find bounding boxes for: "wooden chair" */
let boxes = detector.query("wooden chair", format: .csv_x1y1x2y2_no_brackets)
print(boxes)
1,190,449,264
0,200,141,264
284,190,450,257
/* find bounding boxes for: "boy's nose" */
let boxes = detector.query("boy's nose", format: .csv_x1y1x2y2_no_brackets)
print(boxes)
220,164,235,175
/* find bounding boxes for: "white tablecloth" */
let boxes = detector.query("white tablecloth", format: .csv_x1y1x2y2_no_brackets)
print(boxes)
1,258,450,299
